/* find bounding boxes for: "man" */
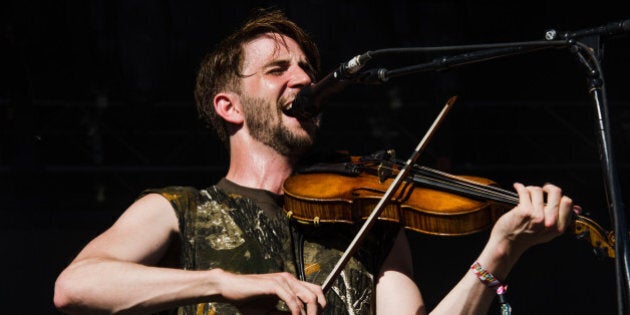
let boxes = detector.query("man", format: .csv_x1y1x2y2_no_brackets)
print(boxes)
54,9,576,315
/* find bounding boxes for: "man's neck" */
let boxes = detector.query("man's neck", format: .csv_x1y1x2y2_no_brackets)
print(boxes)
225,138,295,194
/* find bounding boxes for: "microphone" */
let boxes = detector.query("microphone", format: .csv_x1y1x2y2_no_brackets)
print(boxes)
284,53,371,119
545,19,630,40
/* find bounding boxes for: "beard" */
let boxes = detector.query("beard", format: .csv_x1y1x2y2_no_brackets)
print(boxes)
240,94,319,157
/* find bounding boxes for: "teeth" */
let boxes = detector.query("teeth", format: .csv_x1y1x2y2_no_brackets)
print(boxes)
285,103,293,110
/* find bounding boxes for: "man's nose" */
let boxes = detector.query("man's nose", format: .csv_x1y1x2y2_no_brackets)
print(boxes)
288,66,312,88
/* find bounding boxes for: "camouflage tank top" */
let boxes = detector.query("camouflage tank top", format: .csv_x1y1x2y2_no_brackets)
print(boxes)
146,178,400,315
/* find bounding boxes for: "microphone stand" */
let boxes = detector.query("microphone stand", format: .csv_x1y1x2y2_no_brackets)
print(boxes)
351,34,629,314
568,39,630,315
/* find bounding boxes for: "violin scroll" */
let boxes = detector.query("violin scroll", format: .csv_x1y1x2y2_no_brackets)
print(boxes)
573,215,616,259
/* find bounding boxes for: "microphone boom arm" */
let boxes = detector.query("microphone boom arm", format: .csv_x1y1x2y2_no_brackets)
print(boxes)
355,40,569,84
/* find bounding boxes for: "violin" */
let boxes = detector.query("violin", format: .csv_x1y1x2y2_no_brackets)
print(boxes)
283,150,619,259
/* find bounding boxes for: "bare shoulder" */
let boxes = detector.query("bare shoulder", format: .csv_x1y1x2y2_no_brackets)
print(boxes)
73,193,179,265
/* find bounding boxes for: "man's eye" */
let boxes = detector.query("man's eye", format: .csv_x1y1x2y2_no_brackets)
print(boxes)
267,68,285,75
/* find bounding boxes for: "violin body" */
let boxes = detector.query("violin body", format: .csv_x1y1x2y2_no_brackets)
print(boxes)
284,162,510,236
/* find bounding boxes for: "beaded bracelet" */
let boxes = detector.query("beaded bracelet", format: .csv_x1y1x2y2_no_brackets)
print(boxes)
470,261,512,315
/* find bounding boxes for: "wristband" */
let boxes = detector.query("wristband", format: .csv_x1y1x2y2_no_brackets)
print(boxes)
470,261,512,315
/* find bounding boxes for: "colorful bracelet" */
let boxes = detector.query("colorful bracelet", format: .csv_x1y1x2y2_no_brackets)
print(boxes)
470,261,512,315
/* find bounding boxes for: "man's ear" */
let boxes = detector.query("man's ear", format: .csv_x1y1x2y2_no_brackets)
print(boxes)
214,92,244,124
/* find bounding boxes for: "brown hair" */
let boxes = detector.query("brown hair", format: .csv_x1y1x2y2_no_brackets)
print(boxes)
194,9,320,145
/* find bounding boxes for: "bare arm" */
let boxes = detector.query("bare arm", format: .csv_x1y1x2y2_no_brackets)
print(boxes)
53,193,215,314
54,194,326,315
429,183,575,315
376,229,425,314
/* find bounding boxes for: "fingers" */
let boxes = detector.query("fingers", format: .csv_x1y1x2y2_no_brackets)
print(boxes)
304,281,327,310
557,195,574,233
513,182,574,235
275,273,325,315
542,183,574,234
220,271,325,315
513,182,544,226
513,182,530,209
490,182,577,258
542,184,561,229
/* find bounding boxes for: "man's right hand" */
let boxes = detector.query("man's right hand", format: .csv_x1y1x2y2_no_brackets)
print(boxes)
215,269,326,315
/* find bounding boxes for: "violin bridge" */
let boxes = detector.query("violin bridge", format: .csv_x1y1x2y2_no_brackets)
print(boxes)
377,161,393,183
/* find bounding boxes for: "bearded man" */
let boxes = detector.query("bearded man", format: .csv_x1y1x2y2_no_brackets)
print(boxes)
54,9,576,315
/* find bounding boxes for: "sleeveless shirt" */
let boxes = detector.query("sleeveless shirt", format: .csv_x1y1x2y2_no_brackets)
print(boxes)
145,178,400,315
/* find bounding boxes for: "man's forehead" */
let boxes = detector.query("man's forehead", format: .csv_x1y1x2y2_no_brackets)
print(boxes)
242,33,305,66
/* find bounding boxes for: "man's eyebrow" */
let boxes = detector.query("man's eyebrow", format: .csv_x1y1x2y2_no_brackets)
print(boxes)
262,59,291,70
242,59,289,77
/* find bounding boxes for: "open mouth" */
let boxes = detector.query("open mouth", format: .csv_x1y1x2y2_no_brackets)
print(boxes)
281,101,298,118
281,93,308,120
282,102,294,112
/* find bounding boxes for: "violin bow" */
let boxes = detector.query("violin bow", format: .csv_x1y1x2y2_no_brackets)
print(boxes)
321,96,457,292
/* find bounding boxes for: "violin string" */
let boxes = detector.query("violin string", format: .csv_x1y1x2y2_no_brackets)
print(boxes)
410,172,518,205
379,163,513,203
416,165,518,197
381,161,520,205
413,165,520,204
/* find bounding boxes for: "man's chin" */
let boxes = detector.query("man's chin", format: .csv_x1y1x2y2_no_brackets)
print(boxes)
284,137,316,158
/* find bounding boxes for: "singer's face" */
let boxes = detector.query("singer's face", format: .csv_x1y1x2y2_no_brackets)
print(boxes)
238,33,320,156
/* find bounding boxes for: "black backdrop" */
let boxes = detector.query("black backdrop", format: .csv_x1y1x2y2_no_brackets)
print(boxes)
1,1,629,314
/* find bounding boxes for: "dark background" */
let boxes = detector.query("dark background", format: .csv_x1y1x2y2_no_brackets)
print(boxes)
1,1,629,314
